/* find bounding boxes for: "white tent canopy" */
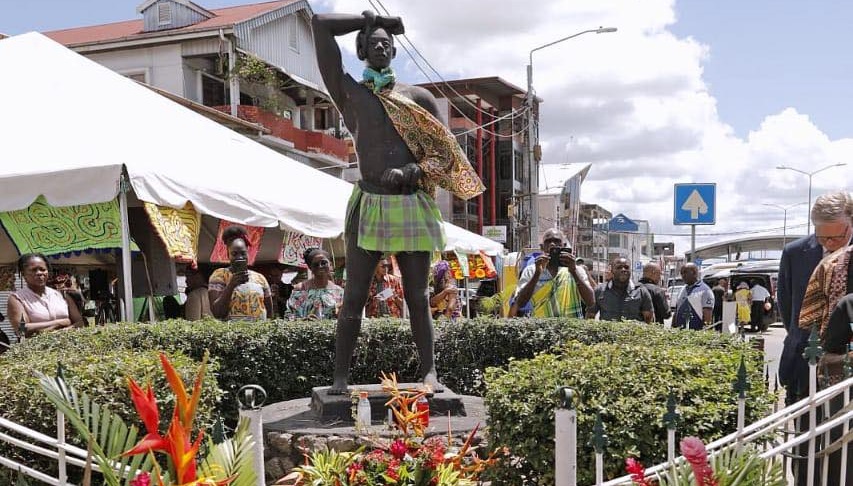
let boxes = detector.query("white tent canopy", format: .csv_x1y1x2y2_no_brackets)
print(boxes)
0,34,501,272
442,222,503,256
0,33,352,237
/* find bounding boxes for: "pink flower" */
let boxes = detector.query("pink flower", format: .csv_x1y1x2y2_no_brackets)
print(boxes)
680,437,718,486
129,472,151,486
625,458,652,485
389,439,407,459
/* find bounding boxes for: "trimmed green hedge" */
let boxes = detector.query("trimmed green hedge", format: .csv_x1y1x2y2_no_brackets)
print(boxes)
6,318,747,418
484,335,773,485
1,318,765,485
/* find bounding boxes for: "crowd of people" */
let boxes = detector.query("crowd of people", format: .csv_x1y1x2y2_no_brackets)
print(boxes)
3,195,851,365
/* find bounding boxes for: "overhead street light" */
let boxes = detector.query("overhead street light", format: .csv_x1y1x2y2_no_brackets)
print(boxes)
775,163,847,234
525,26,617,246
763,201,806,247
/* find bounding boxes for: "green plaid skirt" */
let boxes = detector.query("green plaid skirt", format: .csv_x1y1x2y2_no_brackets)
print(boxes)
346,183,446,252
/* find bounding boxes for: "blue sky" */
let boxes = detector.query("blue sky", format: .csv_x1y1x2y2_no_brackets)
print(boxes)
3,0,850,140
670,0,853,140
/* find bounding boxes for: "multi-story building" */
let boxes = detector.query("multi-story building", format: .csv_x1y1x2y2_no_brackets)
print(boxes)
43,0,351,175
418,77,534,251
577,203,612,282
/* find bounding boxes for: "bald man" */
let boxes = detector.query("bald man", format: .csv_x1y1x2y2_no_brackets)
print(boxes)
638,262,671,324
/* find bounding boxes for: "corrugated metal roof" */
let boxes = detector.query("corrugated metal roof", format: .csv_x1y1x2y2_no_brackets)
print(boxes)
43,0,301,47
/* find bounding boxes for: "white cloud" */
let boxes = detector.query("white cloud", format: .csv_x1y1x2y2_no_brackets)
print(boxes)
320,0,853,255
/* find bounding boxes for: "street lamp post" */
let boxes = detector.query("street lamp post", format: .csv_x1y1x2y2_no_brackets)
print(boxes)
763,202,806,247
526,26,616,245
776,163,847,234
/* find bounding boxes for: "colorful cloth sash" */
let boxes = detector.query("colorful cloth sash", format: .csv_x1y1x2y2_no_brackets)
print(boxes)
143,202,201,265
0,196,129,255
209,221,265,265
530,267,582,318
369,88,485,200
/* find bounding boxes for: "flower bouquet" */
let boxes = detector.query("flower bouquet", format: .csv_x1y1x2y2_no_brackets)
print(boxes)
277,372,504,485
37,352,256,486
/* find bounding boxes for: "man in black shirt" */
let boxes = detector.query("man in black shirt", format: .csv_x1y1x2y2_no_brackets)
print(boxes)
588,258,653,323
638,263,670,324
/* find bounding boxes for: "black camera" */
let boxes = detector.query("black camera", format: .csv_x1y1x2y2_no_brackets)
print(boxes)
548,247,572,266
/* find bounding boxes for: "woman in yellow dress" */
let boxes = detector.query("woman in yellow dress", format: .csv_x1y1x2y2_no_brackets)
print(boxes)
734,281,752,327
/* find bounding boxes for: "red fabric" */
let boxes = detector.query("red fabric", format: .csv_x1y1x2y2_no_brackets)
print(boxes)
209,221,264,265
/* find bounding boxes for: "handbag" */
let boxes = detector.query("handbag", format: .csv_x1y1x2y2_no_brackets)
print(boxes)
818,351,853,387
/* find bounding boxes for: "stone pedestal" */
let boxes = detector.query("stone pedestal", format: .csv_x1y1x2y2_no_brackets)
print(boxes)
310,383,466,422
260,384,488,483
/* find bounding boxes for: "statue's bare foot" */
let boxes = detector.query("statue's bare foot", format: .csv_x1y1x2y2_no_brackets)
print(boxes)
423,371,445,393
328,380,350,395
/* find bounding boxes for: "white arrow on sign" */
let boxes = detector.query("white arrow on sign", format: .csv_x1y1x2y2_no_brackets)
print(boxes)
681,189,708,219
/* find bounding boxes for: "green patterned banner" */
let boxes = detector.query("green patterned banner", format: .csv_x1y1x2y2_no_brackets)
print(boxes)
0,196,130,256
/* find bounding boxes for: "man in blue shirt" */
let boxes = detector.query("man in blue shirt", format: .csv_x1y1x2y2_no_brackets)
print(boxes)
672,263,714,330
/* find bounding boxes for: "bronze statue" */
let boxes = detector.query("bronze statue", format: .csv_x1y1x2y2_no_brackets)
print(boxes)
311,11,484,394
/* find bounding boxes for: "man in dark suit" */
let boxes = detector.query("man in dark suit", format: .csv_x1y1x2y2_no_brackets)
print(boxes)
778,191,853,404
777,191,852,485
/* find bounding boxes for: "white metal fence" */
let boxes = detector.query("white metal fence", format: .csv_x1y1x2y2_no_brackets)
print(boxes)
553,351,852,486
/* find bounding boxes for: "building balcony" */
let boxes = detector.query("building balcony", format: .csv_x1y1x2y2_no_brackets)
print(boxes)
213,105,349,162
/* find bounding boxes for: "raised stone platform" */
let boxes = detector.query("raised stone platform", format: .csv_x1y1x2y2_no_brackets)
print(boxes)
310,383,467,422
261,388,488,481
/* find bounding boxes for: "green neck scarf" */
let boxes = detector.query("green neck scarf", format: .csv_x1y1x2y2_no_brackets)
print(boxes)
363,66,396,94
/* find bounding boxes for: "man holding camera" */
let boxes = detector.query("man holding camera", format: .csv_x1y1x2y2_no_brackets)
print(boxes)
587,257,653,323
513,229,594,318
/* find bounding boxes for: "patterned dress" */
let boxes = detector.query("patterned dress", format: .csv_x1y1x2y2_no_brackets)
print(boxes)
208,268,270,321
365,274,404,318
286,281,344,320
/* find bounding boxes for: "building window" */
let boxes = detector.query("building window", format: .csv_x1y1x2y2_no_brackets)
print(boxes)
158,3,172,26
288,17,300,52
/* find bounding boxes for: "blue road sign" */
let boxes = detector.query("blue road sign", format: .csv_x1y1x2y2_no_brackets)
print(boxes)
674,183,716,225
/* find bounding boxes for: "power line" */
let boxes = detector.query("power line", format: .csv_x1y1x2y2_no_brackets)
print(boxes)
604,222,809,238
366,0,531,139
370,0,499,117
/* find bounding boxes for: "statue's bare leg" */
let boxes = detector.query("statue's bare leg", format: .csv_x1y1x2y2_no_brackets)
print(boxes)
397,251,444,392
329,218,381,395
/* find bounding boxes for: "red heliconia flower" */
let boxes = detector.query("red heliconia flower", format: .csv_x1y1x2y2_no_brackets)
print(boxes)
680,437,718,486
389,439,407,459
122,353,212,486
124,379,170,456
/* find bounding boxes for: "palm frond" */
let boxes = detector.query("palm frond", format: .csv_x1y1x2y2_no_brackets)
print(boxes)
199,417,257,486
36,371,155,486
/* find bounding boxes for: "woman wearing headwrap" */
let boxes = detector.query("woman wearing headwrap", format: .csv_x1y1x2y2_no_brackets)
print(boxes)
208,225,273,321
429,259,460,320
286,248,344,319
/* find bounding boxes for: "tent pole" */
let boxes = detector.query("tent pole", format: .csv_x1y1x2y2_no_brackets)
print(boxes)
119,173,135,322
